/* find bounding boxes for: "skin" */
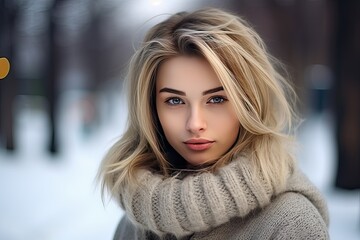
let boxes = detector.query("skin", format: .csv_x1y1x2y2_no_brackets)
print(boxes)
156,56,240,166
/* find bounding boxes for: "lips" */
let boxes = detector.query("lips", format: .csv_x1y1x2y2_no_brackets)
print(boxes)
184,139,215,151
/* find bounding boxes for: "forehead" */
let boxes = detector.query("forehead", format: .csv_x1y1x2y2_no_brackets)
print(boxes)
156,56,221,90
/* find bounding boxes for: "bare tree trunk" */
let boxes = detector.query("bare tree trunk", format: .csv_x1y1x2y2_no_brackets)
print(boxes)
0,0,18,151
333,0,360,190
45,0,61,154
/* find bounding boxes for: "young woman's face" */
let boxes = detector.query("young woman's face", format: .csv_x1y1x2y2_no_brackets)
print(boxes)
156,56,240,166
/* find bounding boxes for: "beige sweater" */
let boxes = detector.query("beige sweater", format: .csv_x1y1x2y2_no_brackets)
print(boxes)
114,157,329,239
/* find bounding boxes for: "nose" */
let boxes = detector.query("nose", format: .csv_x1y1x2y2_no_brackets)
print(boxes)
186,106,207,134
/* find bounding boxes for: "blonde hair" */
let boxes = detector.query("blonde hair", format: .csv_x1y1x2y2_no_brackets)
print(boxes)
99,8,298,198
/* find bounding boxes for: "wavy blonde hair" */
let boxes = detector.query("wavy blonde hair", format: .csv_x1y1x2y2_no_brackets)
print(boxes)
99,8,298,197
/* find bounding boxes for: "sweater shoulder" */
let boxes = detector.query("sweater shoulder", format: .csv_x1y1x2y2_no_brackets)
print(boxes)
113,215,183,240
267,192,329,239
113,215,137,240
193,192,329,240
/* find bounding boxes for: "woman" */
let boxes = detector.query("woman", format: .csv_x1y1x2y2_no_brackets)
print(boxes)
98,8,329,239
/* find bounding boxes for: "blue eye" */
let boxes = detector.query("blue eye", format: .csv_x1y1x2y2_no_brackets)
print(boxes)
166,97,184,105
208,96,227,104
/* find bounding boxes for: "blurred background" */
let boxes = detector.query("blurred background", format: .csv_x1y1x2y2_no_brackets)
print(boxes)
0,0,359,239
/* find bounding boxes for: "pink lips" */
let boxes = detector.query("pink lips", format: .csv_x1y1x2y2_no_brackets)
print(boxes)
184,139,215,151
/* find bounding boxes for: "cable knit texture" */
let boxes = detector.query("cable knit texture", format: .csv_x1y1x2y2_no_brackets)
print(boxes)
114,157,329,239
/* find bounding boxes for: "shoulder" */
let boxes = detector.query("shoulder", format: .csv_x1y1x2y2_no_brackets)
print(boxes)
246,192,329,239
193,192,329,240
113,215,137,240
113,215,153,240
265,192,329,239
113,215,181,240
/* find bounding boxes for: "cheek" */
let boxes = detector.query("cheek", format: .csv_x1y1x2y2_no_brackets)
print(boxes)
209,107,239,138
157,108,184,138
209,106,238,125
211,115,239,132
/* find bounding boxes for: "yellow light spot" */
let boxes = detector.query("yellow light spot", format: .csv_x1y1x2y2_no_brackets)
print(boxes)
0,57,10,80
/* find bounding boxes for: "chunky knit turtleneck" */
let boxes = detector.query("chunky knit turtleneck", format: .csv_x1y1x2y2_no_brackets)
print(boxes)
116,157,329,239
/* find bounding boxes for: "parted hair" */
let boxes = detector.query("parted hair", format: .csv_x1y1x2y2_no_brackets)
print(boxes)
98,8,298,198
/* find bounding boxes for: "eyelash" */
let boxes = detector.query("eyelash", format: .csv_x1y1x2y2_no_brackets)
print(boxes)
164,96,228,105
207,95,227,104
165,97,184,105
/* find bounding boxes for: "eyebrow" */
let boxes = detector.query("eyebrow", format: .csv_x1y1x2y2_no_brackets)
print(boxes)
159,86,224,96
203,86,224,95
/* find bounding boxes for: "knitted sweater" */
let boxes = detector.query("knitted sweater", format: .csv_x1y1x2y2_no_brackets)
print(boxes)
114,157,329,239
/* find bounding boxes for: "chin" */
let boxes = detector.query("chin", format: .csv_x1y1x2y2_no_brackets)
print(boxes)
186,157,217,167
